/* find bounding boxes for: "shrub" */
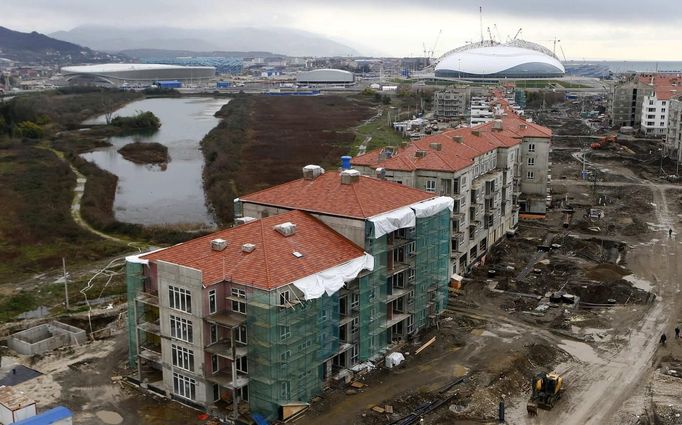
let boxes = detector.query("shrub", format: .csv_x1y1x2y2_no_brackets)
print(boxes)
16,121,44,139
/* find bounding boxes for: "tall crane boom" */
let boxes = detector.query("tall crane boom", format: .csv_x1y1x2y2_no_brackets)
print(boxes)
513,28,522,41
430,29,442,58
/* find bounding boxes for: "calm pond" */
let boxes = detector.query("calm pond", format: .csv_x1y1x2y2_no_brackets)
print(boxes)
82,97,228,226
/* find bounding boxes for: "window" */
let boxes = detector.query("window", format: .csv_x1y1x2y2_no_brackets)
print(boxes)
425,179,436,193
527,157,535,166
231,287,246,314
170,315,193,343
210,324,218,344
208,289,217,314
280,350,291,363
236,325,247,344
528,143,536,152
173,373,196,400
236,356,248,374
527,171,535,180
279,290,291,307
211,354,219,373
213,384,220,402
280,325,291,341
172,344,195,371
351,317,359,335
408,268,415,282
280,381,290,399
350,293,359,311
236,385,249,402
169,286,191,313
350,344,359,365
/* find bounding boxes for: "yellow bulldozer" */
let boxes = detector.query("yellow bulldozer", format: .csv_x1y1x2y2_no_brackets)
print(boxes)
527,371,564,415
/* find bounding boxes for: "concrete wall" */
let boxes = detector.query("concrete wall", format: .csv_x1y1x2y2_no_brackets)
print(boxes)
519,137,550,214
8,322,86,355
666,99,682,161
156,261,208,405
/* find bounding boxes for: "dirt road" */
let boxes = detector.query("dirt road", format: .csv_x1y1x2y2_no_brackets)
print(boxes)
509,183,682,424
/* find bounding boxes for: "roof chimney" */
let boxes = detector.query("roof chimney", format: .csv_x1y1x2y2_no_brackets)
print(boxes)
519,124,528,130
376,167,386,179
302,164,325,180
341,155,352,170
211,238,228,251
234,216,257,226
453,135,464,143
429,142,442,151
340,169,361,184
493,119,503,131
415,150,427,158
241,243,256,253
472,130,481,137
274,222,297,237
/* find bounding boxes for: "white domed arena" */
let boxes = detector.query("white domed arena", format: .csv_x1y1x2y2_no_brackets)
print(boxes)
434,40,565,79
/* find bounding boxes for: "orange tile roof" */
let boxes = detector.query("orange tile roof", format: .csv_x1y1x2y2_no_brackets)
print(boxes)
141,210,366,288
354,114,550,173
638,74,682,101
239,171,436,219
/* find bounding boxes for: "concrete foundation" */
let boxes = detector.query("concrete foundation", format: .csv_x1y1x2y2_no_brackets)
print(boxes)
8,321,86,355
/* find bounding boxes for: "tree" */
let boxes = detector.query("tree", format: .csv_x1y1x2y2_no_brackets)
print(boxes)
16,121,43,139
381,95,392,105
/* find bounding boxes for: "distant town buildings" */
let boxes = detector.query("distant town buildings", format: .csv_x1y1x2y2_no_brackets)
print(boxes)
433,88,470,120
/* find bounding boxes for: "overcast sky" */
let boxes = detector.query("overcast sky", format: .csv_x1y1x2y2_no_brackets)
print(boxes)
3,0,681,60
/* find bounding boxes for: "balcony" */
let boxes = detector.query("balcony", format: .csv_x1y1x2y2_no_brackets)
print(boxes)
136,291,159,307
137,320,160,336
139,345,162,364
385,313,410,329
205,340,247,360
386,288,410,303
451,232,464,244
205,311,247,329
206,370,249,389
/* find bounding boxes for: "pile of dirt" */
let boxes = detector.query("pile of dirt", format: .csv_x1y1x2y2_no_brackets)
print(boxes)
568,280,650,304
585,263,629,282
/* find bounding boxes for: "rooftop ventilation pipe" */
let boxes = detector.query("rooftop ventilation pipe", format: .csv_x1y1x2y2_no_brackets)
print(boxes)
341,155,352,170
211,239,228,251
302,164,325,180
274,222,297,237
340,169,361,184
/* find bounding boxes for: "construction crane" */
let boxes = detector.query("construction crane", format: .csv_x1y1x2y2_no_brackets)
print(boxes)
493,24,503,43
559,44,567,62
540,37,562,56
487,27,495,45
512,28,522,41
429,29,442,59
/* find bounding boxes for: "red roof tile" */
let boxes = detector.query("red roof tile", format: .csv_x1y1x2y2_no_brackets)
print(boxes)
638,74,682,101
239,171,436,219
141,210,366,288
354,98,550,173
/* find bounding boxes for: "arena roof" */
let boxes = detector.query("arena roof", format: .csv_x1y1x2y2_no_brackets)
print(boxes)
61,63,216,85
62,63,214,73
434,40,565,79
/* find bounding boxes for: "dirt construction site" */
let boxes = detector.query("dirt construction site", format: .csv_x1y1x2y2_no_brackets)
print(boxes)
1,99,682,425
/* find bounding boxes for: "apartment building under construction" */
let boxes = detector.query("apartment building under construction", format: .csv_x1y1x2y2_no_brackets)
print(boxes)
126,169,453,421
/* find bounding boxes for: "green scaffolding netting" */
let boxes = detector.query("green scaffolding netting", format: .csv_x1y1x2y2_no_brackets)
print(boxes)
360,227,388,361
247,288,339,419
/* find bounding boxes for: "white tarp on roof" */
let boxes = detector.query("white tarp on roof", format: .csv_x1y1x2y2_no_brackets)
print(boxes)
125,248,166,265
410,196,454,218
293,253,374,300
368,206,415,239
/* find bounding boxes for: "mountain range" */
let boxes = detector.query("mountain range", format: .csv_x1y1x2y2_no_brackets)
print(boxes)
50,25,361,57
0,26,123,64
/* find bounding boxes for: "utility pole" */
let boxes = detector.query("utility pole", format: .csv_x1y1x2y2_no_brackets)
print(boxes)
62,257,70,310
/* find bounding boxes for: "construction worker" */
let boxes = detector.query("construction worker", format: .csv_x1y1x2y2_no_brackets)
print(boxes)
661,333,667,345
669,228,673,237
675,326,680,339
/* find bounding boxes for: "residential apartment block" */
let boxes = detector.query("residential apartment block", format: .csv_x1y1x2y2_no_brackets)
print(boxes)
608,77,654,128
126,170,453,421
666,98,682,162
433,87,470,120
639,75,682,137
353,108,551,276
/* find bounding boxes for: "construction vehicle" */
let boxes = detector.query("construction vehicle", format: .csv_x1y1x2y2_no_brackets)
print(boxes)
590,134,617,149
527,371,564,415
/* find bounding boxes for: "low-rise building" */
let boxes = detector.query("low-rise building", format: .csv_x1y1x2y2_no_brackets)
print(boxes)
353,107,551,275
127,170,453,421
0,386,37,424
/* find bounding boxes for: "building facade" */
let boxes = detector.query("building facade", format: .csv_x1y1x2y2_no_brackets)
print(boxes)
127,171,453,421
665,98,682,162
608,78,653,128
639,75,682,137
433,88,470,120
353,105,551,276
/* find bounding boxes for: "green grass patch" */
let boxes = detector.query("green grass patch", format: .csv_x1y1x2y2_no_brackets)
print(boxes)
351,109,407,156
